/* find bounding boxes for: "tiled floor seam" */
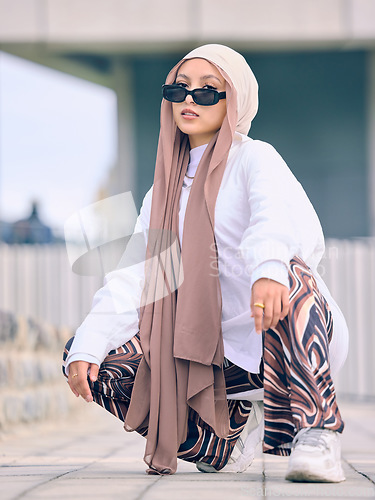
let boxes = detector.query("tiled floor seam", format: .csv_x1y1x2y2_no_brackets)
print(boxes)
345,459,375,486
12,443,126,499
134,475,163,500
13,470,78,500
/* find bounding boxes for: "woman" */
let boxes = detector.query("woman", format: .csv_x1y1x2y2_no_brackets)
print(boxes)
63,44,349,482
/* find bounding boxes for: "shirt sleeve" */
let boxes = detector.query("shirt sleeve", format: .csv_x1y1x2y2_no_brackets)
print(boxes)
239,141,325,278
250,259,289,290
64,186,153,373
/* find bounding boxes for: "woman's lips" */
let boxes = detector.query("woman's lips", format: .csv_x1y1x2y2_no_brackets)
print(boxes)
181,108,199,119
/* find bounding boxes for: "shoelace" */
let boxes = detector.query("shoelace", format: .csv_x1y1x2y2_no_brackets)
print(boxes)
293,428,330,450
237,436,245,451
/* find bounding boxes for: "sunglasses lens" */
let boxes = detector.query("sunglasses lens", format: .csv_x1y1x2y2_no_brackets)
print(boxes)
193,89,217,106
163,86,186,103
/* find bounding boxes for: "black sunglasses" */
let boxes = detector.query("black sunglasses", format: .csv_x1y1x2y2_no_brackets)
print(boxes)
162,84,226,106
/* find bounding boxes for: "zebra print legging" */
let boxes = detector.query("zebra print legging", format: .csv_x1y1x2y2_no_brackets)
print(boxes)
62,256,344,469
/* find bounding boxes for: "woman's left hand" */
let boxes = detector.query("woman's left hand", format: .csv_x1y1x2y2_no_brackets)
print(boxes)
251,278,289,334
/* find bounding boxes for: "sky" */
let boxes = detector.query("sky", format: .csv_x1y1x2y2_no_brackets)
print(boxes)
0,51,117,236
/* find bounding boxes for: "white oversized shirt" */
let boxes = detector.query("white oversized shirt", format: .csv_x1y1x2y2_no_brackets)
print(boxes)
65,133,348,376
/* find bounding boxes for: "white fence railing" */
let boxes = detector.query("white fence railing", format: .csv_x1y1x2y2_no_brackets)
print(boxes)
0,239,374,398
319,238,375,399
0,243,101,330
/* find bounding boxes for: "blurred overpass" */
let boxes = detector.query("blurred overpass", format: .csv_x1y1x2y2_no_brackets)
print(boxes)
1,0,375,237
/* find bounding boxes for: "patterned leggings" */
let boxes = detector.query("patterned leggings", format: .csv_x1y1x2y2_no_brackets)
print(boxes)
62,257,344,469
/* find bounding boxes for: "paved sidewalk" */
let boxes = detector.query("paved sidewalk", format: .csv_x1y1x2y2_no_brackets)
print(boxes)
1,397,374,499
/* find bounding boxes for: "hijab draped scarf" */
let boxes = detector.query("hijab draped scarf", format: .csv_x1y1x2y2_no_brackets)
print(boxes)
124,44,259,474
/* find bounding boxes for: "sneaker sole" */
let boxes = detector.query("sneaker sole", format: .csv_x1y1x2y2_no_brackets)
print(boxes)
196,462,218,473
286,465,345,483
196,454,255,474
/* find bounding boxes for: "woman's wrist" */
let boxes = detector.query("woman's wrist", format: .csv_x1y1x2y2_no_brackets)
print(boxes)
64,352,100,376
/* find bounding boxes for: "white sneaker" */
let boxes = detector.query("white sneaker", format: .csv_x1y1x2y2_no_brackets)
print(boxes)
285,427,345,483
196,401,264,473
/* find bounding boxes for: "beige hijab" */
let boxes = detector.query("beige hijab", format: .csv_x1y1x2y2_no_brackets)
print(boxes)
124,44,259,474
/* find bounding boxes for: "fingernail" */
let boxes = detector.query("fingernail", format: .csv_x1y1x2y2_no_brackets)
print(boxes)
92,376,97,382
85,396,92,403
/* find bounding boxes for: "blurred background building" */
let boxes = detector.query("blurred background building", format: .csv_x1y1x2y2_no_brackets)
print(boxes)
1,0,375,237
2,201,54,244
0,1,374,404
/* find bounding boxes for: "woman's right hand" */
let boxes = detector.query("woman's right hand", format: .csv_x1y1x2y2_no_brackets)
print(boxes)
67,361,99,403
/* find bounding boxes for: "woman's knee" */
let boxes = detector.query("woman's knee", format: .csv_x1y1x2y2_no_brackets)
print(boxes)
61,336,75,377
63,336,75,354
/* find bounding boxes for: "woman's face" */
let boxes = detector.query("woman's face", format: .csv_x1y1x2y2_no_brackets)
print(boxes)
172,58,227,149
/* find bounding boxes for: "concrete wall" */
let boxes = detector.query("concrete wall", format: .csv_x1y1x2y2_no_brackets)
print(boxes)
0,310,74,431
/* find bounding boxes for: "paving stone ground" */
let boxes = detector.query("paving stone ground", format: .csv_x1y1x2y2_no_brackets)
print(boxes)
1,396,374,500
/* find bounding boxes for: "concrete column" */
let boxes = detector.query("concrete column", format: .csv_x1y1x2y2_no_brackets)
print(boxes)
368,51,375,236
112,58,136,199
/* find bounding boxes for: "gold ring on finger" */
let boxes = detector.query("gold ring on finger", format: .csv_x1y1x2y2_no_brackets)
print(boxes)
72,373,78,378
254,302,265,309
